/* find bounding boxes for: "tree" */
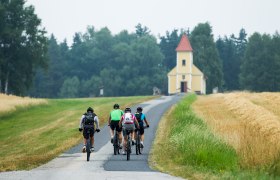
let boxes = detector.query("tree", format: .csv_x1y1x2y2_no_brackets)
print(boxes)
190,22,223,93
59,76,80,98
216,37,235,90
240,32,280,91
29,25,166,97
216,29,247,91
29,35,69,98
0,0,48,95
80,75,102,97
135,23,150,37
159,29,180,70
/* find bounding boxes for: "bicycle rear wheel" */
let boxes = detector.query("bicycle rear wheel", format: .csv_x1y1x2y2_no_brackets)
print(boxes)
113,132,118,155
86,138,91,161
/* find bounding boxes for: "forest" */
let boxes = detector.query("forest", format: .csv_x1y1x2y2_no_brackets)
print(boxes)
1,0,280,97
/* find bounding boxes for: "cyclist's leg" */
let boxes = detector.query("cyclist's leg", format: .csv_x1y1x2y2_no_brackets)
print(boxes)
82,128,89,152
83,127,87,144
140,127,145,147
131,125,136,145
116,121,122,144
122,129,128,154
140,127,144,141
110,121,115,142
90,128,94,148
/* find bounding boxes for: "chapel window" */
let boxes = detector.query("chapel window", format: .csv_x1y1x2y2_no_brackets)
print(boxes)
182,59,186,66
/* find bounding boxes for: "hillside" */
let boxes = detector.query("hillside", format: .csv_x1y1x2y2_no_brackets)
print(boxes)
0,95,154,171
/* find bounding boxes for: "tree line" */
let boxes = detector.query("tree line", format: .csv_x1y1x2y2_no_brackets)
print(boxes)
29,25,166,97
1,0,280,97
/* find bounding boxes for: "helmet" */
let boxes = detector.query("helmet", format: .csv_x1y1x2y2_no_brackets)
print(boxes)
124,107,131,112
87,107,93,113
137,107,143,112
113,104,119,109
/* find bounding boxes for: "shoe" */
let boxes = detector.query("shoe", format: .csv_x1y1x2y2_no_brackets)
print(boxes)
122,150,126,155
82,145,86,153
119,144,123,149
90,147,94,152
140,143,144,148
111,137,113,144
132,140,135,145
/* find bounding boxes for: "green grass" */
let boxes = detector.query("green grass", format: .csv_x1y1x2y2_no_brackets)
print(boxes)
150,94,276,179
0,96,154,171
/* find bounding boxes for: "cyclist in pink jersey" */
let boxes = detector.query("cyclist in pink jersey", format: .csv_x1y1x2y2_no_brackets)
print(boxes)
119,107,139,154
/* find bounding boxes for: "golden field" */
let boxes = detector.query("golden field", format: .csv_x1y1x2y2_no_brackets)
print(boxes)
192,92,280,168
0,93,47,114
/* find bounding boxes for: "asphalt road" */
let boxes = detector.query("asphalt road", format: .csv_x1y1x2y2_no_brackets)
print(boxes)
0,95,184,180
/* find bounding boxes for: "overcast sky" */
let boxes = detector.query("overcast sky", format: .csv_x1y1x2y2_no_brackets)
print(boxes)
26,0,280,44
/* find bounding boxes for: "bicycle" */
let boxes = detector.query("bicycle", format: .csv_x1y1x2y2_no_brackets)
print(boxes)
113,128,120,155
135,126,148,155
85,128,92,162
84,128,100,161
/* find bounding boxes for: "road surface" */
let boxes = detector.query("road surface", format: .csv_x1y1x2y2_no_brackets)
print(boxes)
0,95,184,180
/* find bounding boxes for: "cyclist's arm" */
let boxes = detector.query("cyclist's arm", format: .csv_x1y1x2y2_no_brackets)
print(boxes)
118,116,123,127
94,116,100,129
143,114,149,126
134,117,140,129
108,114,112,126
79,115,85,129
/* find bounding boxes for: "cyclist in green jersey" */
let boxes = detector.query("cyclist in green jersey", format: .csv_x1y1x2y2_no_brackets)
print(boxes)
108,104,124,147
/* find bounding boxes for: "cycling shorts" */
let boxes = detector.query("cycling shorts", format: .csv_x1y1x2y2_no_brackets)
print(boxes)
123,124,135,136
83,126,94,139
135,126,145,135
110,120,122,132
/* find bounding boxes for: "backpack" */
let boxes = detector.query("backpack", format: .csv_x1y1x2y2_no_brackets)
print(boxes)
123,113,134,124
84,112,96,125
135,112,143,122
135,112,144,126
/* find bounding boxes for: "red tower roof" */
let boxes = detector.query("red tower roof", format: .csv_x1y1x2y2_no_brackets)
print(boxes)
176,34,193,52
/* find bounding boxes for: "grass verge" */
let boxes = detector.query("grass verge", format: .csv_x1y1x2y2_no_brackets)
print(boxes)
0,96,154,172
150,94,274,179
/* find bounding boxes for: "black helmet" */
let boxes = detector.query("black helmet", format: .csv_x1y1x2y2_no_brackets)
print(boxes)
87,107,93,113
137,107,143,112
113,104,119,109
124,107,131,112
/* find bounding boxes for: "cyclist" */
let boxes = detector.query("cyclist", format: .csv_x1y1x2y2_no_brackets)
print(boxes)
79,107,100,152
108,104,124,148
134,107,150,148
119,107,140,155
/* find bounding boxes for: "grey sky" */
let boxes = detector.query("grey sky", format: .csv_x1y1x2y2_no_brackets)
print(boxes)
26,0,280,44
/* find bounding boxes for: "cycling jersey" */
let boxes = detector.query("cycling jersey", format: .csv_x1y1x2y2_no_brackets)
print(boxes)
135,112,146,126
121,113,137,124
110,109,124,121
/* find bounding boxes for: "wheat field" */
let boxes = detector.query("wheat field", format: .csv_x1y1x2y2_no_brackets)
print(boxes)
0,93,47,114
192,92,280,168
